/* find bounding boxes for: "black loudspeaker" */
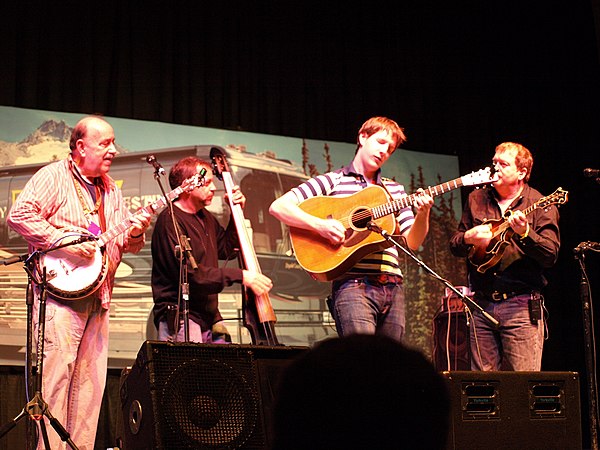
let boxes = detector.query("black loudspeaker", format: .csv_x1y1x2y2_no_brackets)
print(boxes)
118,341,307,450
432,290,470,371
443,371,582,450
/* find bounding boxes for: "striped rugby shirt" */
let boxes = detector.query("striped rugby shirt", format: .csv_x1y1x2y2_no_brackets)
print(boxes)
290,163,415,279
7,157,146,309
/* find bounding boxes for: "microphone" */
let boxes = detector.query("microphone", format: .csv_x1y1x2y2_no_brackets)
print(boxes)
367,221,383,233
1,253,30,266
80,234,99,242
146,155,166,175
70,235,99,245
583,168,599,178
574,241,600,254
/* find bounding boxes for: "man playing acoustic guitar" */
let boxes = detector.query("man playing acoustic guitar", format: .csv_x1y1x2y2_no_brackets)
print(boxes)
269,116,433,342
449,142,562,371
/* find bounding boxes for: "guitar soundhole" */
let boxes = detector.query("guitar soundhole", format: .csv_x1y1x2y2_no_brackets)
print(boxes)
351,208,372,231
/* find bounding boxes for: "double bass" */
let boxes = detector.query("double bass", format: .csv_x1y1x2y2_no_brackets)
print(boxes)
210,147,280,346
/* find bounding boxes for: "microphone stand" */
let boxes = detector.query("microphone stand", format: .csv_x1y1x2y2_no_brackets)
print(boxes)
367,222,500,329
0,237,96,449
152,165,199,342
574,243,599,450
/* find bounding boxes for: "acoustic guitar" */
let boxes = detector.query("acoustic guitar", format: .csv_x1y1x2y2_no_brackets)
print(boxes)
290,168,498,281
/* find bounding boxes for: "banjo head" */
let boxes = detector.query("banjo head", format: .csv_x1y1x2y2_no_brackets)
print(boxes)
37,230,108,300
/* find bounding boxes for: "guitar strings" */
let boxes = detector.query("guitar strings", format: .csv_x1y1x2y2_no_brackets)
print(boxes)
336,194,416,227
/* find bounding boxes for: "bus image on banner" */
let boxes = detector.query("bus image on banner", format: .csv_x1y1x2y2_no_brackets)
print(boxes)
0,145,334,366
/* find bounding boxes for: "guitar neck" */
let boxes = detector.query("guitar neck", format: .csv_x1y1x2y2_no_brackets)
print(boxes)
521,203,538,216
490,195,558,238
372,177,465,219
221,172,261,272
97,185,185,246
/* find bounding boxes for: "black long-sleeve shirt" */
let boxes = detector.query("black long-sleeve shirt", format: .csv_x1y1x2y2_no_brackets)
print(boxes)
151,205,243,329
449,184,561,296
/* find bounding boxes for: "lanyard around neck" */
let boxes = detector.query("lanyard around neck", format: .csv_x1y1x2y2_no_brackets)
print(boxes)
70,160,104,224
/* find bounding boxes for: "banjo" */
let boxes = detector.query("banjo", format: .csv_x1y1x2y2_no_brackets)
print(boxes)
38,172,204,300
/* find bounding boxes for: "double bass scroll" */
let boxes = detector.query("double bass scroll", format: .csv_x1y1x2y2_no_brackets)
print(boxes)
210,147,280,346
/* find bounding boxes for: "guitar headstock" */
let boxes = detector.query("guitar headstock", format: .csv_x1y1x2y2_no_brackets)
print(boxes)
210,147,230,181
461,167,499,187
539,187,568,208
180,168,207,193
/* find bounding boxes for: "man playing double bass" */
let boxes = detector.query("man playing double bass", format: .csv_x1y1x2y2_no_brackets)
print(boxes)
150,156,273,343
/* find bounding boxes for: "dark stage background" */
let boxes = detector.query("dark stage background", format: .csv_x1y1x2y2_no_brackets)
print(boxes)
1,1,599,448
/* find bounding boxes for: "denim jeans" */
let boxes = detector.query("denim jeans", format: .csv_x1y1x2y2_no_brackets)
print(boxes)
328,277,405,341
469,293,544,371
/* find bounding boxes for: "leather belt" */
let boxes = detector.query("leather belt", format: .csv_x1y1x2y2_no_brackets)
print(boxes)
335,274,404,286
490,290,533,302
367,274,403,285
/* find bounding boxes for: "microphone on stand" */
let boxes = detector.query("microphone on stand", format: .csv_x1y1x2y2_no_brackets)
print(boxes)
1,253,30,265
72,235,99,244
146,155,166,175
574,241,600,254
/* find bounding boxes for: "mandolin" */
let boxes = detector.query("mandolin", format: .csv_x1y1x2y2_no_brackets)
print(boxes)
468,187,568,273
210,147,280,346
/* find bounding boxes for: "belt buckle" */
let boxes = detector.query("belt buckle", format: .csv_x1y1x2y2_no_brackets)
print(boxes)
491,291,506,302
376,274,389,284
376,274,401,285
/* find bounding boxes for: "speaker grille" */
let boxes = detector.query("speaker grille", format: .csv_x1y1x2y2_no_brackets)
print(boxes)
159,356,259,447
120,341,307,450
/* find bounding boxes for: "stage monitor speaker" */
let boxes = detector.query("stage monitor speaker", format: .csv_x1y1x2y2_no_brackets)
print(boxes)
443,371,582,450
118,341,307,450
432,310,470,371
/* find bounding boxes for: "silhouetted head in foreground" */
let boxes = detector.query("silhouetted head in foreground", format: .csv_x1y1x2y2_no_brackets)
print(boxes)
271,334,450,450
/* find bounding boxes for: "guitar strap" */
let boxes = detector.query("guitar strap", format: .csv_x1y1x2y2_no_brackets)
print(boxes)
96,180,107,233
69,159,106,233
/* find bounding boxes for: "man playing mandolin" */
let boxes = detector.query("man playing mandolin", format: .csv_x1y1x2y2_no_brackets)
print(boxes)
269,116,433,342
7,116,152,449
151,156,273,344
449,142,562,371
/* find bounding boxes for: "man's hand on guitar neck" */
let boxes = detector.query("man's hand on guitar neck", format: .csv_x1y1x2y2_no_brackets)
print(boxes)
128,210,152,239
506,210,530,238
412,188,435,215
224,184,246,209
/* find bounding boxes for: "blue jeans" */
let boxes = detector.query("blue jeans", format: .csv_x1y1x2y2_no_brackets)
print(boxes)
328,277,405,341
469,293,545,371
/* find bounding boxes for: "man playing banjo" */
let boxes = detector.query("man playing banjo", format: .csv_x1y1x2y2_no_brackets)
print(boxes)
7,115,152,449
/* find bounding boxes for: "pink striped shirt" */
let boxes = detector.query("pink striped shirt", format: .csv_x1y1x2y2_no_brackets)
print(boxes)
7,158,145,309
